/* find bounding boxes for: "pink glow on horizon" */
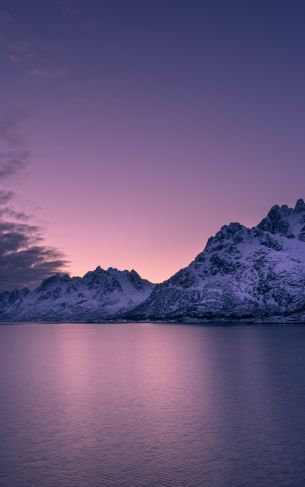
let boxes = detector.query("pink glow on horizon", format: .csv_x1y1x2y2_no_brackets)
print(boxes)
18,108,305,283
1,1,305,284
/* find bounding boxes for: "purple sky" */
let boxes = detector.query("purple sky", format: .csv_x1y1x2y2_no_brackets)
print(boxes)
1,0,305,286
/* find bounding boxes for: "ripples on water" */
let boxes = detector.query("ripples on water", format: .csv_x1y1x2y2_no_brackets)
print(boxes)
1,323,305,487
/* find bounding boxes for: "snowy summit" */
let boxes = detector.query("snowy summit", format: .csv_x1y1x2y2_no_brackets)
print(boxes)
2,199,305,323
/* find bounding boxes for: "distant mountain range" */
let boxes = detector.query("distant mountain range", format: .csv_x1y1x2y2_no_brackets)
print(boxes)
2,199,305,323
0,267,154,322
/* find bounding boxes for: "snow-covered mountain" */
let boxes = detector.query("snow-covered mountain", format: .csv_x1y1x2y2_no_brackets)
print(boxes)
0,267,154,322
124,199,305,323
2,199,305,323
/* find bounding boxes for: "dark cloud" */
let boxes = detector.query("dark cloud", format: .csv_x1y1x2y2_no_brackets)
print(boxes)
0,189,14,205
0,115,68,291
0,207,30,221
0,150,29,179
0,220,67,291
0,115,29,184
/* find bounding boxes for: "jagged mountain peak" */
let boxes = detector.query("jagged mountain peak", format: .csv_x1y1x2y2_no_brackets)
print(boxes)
205,222,247,250
124,198,305,322
216,222,246,238
85,266,140,278
107,266,130,276
257,199,305,239
38,273,71,289
294,198,305,213
0,266,155,322
83,266,109,280
3,198,305,323
205,199,305,251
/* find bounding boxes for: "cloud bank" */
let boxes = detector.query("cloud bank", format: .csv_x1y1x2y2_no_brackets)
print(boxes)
0,115,67,292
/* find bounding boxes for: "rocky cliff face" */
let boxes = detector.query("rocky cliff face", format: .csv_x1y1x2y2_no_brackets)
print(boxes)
124,199,305,322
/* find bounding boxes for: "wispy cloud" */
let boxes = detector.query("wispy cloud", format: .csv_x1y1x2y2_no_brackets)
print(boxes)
0,113,26,146
0,114,29,179
27,66,67,78
0,10,13,36
2,28,67,80
0,150,29,178
48,0,82,17
5,40,36,63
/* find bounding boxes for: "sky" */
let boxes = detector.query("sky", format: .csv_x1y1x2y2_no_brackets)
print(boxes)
0,0,305,289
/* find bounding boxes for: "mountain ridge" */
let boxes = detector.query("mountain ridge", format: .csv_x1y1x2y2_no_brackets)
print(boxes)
122,198,305,323
2,199,305,323
0,267,154,322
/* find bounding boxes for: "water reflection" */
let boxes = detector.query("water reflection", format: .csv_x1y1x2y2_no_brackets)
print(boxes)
1,324,305,487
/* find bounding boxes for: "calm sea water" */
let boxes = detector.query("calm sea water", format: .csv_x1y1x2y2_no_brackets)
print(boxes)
1,323,305,487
